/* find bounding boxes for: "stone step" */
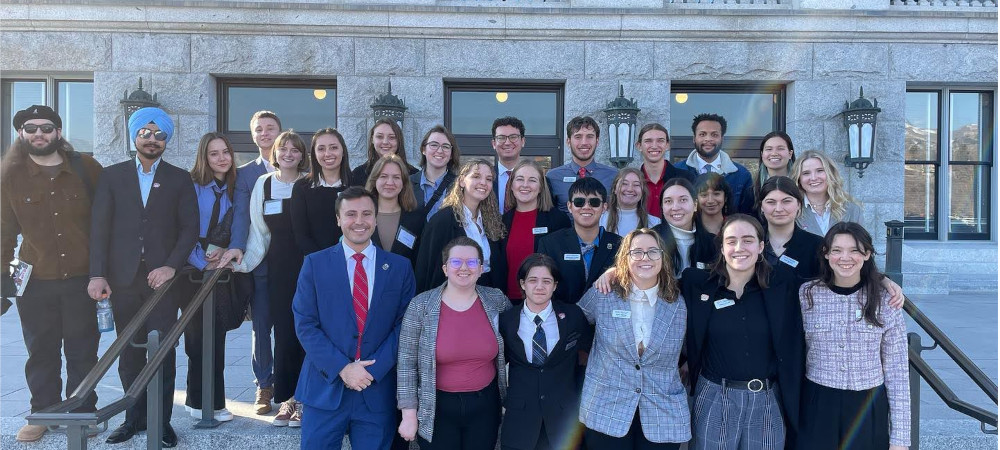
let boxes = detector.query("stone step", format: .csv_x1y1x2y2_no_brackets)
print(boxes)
902,262,951,295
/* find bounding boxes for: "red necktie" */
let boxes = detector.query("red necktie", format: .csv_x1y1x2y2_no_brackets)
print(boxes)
578,166,587,179
351,253,369,360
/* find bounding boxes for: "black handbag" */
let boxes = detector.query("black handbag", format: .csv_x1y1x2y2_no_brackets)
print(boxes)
214,271,252,331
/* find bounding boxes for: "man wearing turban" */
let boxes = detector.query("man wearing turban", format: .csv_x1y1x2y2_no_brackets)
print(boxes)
87,107,199,448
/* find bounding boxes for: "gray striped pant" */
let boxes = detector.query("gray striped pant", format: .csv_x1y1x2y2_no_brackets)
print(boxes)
690,377,785,450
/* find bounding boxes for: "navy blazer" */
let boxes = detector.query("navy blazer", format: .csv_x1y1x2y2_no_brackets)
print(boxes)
680,266,805,433
371,208,425,268
89,159,198,286
536,228,622,304
292,242,415,413
413,208,506,292
499,301,591,450
231,158,270,253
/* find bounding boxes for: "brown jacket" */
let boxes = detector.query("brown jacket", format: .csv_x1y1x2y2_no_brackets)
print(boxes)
1,148,102,280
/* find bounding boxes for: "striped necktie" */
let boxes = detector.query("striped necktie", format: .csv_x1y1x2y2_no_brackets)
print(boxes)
532,315,547,366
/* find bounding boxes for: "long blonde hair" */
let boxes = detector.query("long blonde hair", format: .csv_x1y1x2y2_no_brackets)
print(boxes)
503,160,554,213
607,167,654,233
442,159,507,241
790,150,860,221
365,154,418,212
610,229,679,303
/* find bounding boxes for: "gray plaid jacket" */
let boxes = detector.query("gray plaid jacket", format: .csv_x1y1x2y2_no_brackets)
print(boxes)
577,288,691,443
396,283,512,442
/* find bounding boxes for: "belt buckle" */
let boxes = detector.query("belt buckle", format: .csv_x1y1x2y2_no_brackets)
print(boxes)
748,378,764,392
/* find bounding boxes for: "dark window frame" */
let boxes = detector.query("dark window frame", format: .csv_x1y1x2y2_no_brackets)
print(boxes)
444,79,565,168
1,76,94,155
903,89,943,240
668,83,787,164
217,77,337,157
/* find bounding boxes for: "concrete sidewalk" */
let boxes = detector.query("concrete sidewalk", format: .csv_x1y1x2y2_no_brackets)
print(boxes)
0,292,996,449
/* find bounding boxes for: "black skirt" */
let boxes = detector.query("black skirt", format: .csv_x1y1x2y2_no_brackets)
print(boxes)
797,379,890,450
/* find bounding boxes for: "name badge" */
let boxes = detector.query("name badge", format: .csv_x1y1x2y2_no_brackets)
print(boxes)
562,176,577,183
696,262,706,270
532,227,549,235
714,299,736,309
396,227,417,249
263,199,283,215
855,309,863,320
612,309,631,319
779,254,800,268
564,253,581,261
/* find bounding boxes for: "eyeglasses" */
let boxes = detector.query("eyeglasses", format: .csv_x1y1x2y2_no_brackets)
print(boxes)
447,258,482,270
425,142,453,152
493,134,522,144
137,128,168,141
628,248,663,261
571,197,603,208
21,124,56,134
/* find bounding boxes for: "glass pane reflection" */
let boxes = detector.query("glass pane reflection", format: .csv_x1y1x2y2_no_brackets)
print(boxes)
450,91,558,136
226,86,336,133
904,91,939,161
949,92,993,163
670,92,775,137
949,164,990,235
58,81,94,153
6,81,45,147
904,163,937,235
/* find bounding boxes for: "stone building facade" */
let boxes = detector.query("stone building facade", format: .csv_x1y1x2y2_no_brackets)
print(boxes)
2,0,997,291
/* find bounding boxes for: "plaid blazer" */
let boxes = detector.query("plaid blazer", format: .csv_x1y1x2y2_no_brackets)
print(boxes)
396,283,512,442
577,288,691,443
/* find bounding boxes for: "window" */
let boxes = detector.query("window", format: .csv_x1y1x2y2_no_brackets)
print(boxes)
905,88,995,241
668,84,786,172
2,77,94,155
218,78,336,164
445,81,564,170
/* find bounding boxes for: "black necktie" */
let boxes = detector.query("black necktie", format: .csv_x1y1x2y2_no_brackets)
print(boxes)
532,315,547,366
207,190,222,239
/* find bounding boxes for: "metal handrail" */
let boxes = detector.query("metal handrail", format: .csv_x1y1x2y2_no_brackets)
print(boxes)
26,267,230,449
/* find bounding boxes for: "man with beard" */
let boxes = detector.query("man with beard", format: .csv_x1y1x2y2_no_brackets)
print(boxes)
88,107,198,447
0,105,103,442
546,116,618,218
674,113,753,213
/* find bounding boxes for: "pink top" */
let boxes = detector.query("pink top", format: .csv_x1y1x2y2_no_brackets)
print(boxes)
435,298,498,392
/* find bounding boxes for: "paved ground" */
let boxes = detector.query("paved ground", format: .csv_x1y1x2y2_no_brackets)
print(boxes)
0,291,996,449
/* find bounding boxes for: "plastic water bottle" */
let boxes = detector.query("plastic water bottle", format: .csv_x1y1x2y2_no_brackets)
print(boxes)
96,297,115,333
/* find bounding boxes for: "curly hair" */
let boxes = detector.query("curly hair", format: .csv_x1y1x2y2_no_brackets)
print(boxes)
441,159,507,241
610,229,679,303
790,150,860,221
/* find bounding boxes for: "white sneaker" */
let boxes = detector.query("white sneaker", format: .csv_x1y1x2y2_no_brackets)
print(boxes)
188,406,234,422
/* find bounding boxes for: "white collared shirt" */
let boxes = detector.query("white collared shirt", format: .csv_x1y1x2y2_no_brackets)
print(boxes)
496,161,516,211
318,174,343,188
804,196,833,235
462,205,491,273
255,156,277,173
629,284,659,354
695,154,723,174
343,241,377,307
517,302,560,357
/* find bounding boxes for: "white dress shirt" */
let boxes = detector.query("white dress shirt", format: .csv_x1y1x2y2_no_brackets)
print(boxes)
517,302,560,357
462,205,491,273
804,196,833,235
629,284,659,354
318,175,343,188
343,241,377,307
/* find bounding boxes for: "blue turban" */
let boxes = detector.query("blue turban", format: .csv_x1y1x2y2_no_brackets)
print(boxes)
128,107,175,146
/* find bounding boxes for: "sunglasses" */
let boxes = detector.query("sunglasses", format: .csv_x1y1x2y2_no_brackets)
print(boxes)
446,258,481,270
137,128,168,141
21,124,56,134
571,197,603,208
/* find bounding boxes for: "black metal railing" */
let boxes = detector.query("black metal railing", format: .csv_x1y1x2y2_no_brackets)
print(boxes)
26,267,231,450
884,221,998,450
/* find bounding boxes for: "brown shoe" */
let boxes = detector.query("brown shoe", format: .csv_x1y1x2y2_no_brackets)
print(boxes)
287,401,303,428
254,386,274,415
272,400,295,427
16,424,47,442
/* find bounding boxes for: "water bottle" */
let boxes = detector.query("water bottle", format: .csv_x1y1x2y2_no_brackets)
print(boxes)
96,296,115,333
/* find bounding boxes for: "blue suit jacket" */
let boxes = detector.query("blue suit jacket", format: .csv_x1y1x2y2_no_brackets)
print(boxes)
292,242,416,413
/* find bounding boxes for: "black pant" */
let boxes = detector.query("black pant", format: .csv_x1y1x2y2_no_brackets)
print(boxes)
16,276,99,413
501,423,553,450
585,410,680,450
111,263,179,427
418,379,501,450
177,276,227,410
797,379,890,450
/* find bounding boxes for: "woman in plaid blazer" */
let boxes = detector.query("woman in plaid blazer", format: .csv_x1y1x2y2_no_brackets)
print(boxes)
577,228,690,449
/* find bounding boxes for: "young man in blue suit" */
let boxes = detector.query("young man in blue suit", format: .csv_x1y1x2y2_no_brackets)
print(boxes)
218,110,280,414
292,187,416,450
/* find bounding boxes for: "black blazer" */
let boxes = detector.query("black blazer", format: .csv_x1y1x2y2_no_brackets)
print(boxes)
501,208,572,253
536,228,622,304
290,178,346,256
652,221,718,272
680,266,805,434
770,225,824,281
89,159,199,286
371,208,425,268
410,171,457,221
414,207,506,292
499,301,591,450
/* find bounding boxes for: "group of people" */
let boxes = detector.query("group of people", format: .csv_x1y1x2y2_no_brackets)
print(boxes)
0,103,910,450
